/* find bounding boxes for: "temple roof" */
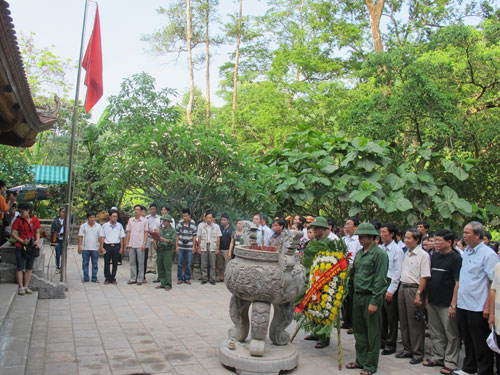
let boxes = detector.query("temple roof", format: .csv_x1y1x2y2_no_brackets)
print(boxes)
0,0,59,147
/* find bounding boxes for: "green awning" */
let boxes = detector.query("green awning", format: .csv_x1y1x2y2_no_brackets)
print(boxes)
33,165,68,185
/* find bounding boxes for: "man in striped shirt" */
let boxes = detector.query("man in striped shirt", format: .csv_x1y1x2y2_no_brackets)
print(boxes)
176,208,197,284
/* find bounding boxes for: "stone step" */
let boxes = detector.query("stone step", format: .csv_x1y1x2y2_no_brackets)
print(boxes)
0,291,38,375
0,284,18,337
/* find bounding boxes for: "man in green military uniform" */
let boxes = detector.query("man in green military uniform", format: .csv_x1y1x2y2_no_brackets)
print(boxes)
302,216,331,273
156,214,177,291
346,223,389,375
303,216,332,349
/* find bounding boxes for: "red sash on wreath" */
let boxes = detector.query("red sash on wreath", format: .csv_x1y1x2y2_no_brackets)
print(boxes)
295,257,348,313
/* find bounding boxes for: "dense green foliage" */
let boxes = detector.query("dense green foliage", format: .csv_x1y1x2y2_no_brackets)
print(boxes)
5,2,499,230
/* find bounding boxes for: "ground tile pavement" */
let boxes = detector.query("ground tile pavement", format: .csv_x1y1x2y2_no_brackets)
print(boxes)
25,245,452,375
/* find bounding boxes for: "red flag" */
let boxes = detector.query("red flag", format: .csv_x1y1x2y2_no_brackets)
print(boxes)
82,5,103,113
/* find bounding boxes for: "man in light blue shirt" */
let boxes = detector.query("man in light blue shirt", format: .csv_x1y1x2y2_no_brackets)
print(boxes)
379,222,404,355
261,215,273,246
455,221,499,375
253,214,273,246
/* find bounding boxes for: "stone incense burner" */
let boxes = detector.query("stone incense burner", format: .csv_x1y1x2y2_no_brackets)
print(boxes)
219,222,305,375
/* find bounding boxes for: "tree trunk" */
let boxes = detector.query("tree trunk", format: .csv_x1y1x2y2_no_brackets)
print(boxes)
366,0,384,52
186,0,194,125
205,3,210,129
231,0,243,134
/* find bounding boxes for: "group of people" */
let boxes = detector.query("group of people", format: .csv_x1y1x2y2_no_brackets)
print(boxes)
75,204,248,291
0,180,40,295
3,177,500,375
316,218,499,375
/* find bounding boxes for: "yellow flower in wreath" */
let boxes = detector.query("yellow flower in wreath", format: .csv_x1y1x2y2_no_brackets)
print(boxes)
334,300,341,307
323,285,330,293
339,272,346,280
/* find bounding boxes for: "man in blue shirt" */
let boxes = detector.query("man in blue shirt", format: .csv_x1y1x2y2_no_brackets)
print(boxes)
454,221,499,375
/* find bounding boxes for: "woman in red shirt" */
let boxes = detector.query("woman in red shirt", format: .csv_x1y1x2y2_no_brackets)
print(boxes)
11,203,40,295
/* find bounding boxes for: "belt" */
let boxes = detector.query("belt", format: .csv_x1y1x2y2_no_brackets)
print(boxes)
104,243,120,247
401,282,419,288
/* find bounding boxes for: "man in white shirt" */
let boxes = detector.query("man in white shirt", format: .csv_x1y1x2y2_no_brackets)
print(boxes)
379,222,404,355
78,212,102,283
327,218,340,240
145,204,161,276
342,217,363,333
396,227,431,364
197,211,222,285
99,209,126,285
253,214,263,245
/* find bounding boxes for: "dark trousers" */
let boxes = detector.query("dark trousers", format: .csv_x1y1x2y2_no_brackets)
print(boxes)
381,286,399,351
343,288,354,328
458,308,493,375
144,247,149,275
55,239,63,269
398,284,425,360
104,244,120,282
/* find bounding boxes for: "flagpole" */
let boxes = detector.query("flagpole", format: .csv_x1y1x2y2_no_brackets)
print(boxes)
61,0,90,283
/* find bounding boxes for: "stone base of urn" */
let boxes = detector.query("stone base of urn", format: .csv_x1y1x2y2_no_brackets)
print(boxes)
218,338,299,375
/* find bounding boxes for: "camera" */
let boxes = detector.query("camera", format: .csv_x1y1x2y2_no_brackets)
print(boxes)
414,311,422,321
182,239,189,244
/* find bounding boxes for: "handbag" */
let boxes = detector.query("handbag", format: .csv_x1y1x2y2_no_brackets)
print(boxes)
23,239,40,258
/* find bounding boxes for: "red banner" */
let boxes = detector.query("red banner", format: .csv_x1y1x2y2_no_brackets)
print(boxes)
295,257,348,313
82,5,103,113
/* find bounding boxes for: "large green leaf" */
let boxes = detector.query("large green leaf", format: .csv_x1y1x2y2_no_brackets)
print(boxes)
443,160,469,181
454,198,472,215
357,159,376,171
417,171,434,183
486,205,500,216
349,205,362,217
321,164,339,174
349,189,372,203
397,197,413,211
384,173,405,190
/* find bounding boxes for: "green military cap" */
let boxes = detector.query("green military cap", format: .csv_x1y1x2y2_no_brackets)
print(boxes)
354,222,379,236
161,214,172,221
310,216,329,229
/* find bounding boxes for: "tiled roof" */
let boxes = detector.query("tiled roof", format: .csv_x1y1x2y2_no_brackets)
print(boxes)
0,0,59,147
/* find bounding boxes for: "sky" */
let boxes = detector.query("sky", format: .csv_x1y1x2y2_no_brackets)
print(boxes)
9,0,261,121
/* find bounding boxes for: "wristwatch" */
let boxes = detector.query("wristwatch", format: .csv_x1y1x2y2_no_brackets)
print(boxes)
416,290,421,295
450,304,456,309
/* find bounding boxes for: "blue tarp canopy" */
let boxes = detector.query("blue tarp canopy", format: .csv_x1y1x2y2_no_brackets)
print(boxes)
33,165,68,185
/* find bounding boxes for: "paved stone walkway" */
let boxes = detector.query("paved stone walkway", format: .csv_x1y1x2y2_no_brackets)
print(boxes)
26,244,448,375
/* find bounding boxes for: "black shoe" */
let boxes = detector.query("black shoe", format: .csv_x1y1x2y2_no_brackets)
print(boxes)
153,279,160,283
382,349,396,355
410,358,423,365
210,281,216,285
201,281,207,285
395,352,412,359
